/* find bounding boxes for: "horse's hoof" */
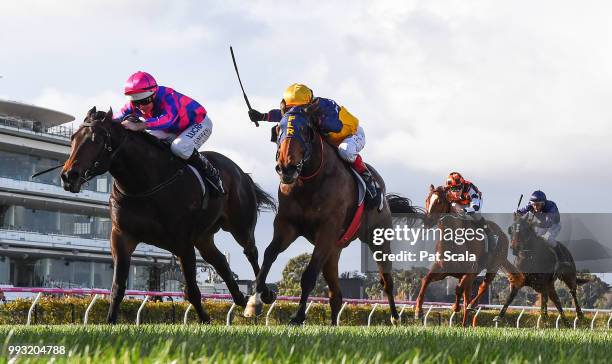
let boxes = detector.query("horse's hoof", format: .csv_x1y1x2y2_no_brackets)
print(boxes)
261,289,277,305
390,315,400,326
243,293,263,318
288,316,305,326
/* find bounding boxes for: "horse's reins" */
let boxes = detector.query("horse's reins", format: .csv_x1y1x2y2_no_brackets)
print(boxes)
298,134,324,181
80,120,185,199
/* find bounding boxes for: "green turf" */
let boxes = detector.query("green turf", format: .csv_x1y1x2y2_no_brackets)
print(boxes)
0,325,610,363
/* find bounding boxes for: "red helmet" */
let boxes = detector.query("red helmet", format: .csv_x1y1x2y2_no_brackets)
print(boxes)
124,71,158,101
446,172,465,189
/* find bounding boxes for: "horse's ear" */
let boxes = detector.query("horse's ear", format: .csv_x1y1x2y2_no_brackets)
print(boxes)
429,184,435,192
86,106,97,119
104,107,113,122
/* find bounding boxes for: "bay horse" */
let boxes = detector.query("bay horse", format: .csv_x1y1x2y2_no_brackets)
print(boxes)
418,185,517,326
243,109,419,325
495,213,588,326
61,107,276,323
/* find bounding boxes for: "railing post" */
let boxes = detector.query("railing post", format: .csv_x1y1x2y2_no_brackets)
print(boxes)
423,305,433,327
336,302,348,326
302,300,314,326
367,303,379,327
607,312,612,329
555,314,562,329
183,304,193,325
398,304,408,324
265,301,276,326
471,307,482,327
573,316,579,330
449,311,456,327
516,309,525,328
226,303,236,326
590,311,599,330
136,295,149,326
26,292,42,326
536,314,542,329
83,294,99,326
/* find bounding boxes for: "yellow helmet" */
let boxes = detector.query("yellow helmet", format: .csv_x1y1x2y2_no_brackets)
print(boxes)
283,83,313,107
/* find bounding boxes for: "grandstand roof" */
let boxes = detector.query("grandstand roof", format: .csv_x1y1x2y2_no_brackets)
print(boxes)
0,99,74,127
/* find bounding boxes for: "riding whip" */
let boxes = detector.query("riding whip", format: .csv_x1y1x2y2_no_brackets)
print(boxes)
31,164,64,179
230,46,258,127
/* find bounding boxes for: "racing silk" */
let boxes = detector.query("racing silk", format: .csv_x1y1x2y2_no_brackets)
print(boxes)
114,86,206,134
517,200,560,228
449,181,482,213
266,97,359,145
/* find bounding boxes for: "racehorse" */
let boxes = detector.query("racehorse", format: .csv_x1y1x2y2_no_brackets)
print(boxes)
495,213,588,326
61,107,276,324
418,185,516,326
243,109,420,325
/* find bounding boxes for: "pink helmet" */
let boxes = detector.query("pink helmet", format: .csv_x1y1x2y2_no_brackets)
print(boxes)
124,71,158,101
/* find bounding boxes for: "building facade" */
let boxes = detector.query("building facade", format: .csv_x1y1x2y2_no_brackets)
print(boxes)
0,99,222,294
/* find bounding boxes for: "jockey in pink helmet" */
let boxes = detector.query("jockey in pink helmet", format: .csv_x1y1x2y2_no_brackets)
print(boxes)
115,71,225,195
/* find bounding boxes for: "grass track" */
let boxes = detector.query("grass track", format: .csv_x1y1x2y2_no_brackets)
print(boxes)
0,325,610,363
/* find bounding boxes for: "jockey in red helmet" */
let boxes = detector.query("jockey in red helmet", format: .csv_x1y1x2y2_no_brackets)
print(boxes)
115,71,225,195
446,172,482,214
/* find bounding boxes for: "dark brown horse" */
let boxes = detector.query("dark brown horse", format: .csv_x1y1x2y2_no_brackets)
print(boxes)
243,109,419,325
495,214,588,326
61,107,276,323
418,185,516,326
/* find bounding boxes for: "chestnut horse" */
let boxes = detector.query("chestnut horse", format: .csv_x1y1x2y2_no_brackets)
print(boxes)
495,214,588,326
243,109,419,325
61,108,276,323
418,185,516,326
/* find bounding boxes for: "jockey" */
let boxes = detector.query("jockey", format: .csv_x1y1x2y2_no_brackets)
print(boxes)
445,172,498,250
114,71,225,195
517,190,568,271
446,172,482,215
517,190,561,246
248,83,381,207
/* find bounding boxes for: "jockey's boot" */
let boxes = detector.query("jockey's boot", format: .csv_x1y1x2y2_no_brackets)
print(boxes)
352,154,381,209
187,150,226,196
552,243,572,275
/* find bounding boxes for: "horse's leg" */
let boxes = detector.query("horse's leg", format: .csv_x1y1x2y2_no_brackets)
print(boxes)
289,243,334,325
106,228,137,324
452,277,463,313
177,247,210,323
228,215,260,277
244,219,297,317
415,265,445,320
548,286,570,327
540,287,549,317
468,272,495,309
321,250,342,326
460,274,475,327
563,275,584,319
367,240,400,323
196,236,246,307
497,284,519,319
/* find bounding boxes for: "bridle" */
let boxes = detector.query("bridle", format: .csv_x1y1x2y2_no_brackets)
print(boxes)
77,120,128,184
275,115,325,181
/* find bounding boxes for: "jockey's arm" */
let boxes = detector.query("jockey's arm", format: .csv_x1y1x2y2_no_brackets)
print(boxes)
517,204,532,215
113,102,134,121
144,94,180,130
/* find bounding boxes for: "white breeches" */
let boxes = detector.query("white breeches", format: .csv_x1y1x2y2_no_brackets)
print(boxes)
147,115,213,160
337,126,366,163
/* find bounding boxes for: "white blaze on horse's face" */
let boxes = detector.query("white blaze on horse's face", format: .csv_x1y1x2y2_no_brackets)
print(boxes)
427,193,439,214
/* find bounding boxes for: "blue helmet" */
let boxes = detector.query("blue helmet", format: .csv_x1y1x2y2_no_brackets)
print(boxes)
530,190,547,203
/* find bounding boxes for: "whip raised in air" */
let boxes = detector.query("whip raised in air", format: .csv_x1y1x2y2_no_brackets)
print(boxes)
230,46,258,127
